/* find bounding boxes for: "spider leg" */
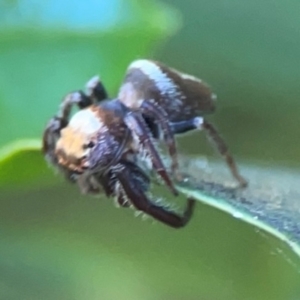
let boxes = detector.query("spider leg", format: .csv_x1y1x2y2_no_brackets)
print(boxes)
124,111,178,196
76,173,104,195
121,160,151,191
170,117,247,187
96,171,131,207
115,165,195,228
86,75,108,102
57,91,93,120
42,91,93,181
140,100,180,179
169,118,199,134
43,92,92,153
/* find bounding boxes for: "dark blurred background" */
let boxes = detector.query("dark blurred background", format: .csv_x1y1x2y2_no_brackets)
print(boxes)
1,0,300,299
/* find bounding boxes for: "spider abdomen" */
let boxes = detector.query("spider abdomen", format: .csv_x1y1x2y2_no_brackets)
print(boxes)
119,59,216,122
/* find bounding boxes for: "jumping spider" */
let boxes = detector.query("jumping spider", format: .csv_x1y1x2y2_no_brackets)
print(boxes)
43,59,246,228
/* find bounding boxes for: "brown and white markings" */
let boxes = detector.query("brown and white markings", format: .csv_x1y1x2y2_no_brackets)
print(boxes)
42,59,246,228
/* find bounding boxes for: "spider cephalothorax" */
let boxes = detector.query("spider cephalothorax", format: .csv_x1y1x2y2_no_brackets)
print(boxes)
43,59,246,228
53,97,130,174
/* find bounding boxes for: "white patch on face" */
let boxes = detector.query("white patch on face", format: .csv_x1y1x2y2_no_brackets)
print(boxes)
128,60,182,109
69,108,102,135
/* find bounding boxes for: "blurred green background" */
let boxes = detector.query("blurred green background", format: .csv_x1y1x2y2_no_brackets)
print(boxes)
1,0,300,299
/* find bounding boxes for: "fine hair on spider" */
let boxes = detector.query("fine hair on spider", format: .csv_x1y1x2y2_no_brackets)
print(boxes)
42,59,246,228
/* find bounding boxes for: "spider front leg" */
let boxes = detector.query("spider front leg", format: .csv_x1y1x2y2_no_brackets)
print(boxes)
115,164,196,228
124,111,178,196
140,100,181,180
86,75,108,102
170,117,247,187
43,92,92,152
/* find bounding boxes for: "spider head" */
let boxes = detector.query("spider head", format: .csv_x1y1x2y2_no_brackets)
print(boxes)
55,108,102,173
54,103,130,175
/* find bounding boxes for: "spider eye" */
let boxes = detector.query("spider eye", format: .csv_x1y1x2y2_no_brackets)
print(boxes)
83,141,95,149
87,141,95,148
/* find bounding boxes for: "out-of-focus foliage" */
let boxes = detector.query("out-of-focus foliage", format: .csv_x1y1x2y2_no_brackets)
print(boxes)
1,0,300,299
0,0,178,146
159,0,300,167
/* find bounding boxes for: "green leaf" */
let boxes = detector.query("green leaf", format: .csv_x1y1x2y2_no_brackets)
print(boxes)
176,156,300,257
1,152,300,299
2,143,300,259
0,139,56,190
